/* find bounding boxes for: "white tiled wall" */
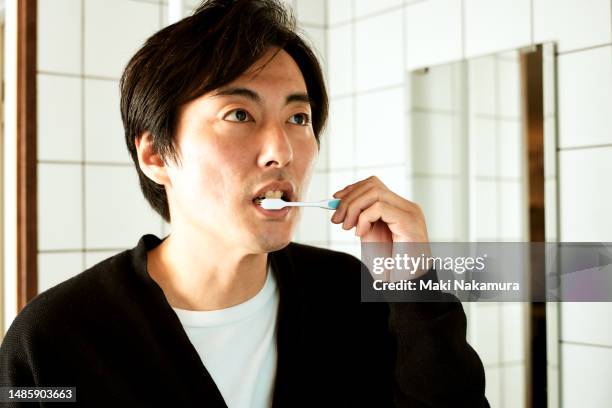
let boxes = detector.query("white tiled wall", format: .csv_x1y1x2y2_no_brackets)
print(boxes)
317,1,612,407
36,0,167,292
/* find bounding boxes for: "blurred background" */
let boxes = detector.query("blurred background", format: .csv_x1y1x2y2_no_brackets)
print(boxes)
1,0,612,407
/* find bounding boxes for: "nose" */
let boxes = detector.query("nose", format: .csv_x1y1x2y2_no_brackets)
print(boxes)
257,122,293,168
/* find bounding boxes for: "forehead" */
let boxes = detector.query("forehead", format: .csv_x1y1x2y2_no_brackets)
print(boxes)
229,48,307,91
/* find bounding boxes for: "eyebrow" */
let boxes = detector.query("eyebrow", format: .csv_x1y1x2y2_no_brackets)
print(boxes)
212,87,311,107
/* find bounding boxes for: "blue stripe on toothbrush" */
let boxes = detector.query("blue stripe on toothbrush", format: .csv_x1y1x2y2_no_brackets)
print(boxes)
328,199,341,209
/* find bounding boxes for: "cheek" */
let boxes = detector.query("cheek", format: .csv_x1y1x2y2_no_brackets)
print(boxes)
296,137,319,172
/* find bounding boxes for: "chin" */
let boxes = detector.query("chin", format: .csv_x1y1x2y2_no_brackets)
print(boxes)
254,233,292,253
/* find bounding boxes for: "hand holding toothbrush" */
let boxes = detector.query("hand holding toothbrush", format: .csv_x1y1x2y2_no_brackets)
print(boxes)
258,175,431,279
331,176,432,280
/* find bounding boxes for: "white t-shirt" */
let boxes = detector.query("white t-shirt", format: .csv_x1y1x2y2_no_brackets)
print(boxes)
172,264,279,408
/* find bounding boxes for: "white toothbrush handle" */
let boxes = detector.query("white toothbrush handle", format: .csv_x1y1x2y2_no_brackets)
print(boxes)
285,199,334,209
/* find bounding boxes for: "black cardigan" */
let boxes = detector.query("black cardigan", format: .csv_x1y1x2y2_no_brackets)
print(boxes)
0,234,489,407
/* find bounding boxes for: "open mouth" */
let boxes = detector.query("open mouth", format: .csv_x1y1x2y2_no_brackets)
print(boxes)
252,192,290,206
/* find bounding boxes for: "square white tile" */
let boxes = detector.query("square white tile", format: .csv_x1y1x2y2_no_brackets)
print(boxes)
498,120,523,179
533,0,612,53
468,56,496,116
314,127,330,172
38,252,84,293
557,46,612,148
84,79,132,163
412,111,456,176
496,55,521,118
472,181,498,240
38,0,82,74
355,87,407,167
300,26,326,64
84,0,160,78
470,118,497,177
412,176,461,241
354,0,402,19
559,147,612,241
411,62,454,111
355,166,410,199
327,0,352,26
499,181,526,241
355,10,403,92
501,302,526,362
327,24,354,97
37,74,83,162
296,0,326,25
483,366,501,408
560,303,612,346
38,163,83,251
464,0,531,58
404,0,463,71
501,364,526,407
561,343,612,407
328,97,355,169
85,165,163,249
469,303,501,365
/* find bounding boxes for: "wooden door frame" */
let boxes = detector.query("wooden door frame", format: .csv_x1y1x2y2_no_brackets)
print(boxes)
16,0,37,310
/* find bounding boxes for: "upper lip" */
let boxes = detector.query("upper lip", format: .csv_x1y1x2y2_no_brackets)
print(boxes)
252,181,295,202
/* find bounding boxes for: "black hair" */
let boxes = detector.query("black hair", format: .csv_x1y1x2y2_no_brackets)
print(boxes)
120,0,328,222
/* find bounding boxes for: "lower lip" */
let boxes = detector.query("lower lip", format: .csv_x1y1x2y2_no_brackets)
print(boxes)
251,200,291,218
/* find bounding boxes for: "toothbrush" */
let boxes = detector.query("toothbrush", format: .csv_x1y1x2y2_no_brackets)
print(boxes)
257,198,341,210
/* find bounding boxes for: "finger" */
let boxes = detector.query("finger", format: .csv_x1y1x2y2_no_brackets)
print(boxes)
332,179,383,222
333,175,384,198
341,187,414,230
355,201,407,237
333,182,417,225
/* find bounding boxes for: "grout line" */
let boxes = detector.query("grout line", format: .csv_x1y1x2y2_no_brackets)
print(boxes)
328,3,405,29
530,0,534,45
39,160,133,167
483,360,527,369
39,248,128,254
557,143,612,151
556,42,612,56
37,70,120,82
330,82,404,100
323,0,330,244
461,0,466,59
81,0,86,271
299,21,326,30
350,0,356,192
561,340,612,350
159,0,166,237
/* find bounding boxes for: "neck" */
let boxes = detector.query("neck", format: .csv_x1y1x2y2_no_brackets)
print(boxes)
147,223,268,311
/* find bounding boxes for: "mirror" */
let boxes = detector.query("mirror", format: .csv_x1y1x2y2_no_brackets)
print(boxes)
407,43,558,407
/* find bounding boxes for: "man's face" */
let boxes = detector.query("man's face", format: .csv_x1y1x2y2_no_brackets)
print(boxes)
165,48,319,253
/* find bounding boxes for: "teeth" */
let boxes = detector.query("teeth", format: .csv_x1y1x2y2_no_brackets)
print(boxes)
262,190,284,199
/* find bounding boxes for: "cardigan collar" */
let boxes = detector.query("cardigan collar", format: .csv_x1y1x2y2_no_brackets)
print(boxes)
129,234,301,408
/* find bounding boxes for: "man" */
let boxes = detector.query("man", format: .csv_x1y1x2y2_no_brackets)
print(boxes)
0,0,489,406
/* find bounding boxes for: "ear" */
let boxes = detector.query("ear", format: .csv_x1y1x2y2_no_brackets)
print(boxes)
135,131,171,186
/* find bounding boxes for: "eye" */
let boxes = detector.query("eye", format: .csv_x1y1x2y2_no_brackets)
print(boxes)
288,113,311,126
224,109,253,123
